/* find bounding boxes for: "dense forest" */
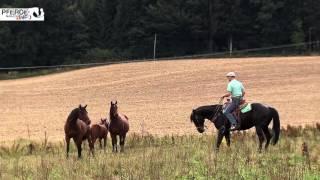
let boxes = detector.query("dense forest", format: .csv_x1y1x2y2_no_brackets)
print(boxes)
0,0,319,68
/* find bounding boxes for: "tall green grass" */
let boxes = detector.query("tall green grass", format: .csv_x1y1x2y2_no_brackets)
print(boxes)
0,126,319,179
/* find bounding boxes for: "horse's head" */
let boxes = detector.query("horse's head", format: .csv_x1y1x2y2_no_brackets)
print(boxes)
28,7,44,19
100,118,109,128
110,101,118,117
190,109,205,133
78,104,91,125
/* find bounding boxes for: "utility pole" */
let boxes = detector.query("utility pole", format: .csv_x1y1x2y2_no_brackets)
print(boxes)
153,33,157,60
229,35,233,56
309,27,313,51
208,0,214,52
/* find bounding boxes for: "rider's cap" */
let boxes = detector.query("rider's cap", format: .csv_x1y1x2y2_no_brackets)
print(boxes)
226,72,236,77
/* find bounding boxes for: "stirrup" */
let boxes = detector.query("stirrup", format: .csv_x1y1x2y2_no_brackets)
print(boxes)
230,124,241,131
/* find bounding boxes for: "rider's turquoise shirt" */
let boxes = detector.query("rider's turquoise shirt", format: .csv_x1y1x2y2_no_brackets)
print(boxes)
227,79,244,97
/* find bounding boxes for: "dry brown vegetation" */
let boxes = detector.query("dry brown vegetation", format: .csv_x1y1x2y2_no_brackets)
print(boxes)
0,56,319,141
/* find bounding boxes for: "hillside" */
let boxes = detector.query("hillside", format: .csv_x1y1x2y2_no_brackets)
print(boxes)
0,56,319,141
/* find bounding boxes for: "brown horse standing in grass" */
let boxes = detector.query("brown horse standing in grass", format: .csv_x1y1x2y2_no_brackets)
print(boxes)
64,105,93,158
91,118,109,151
109,101,129,152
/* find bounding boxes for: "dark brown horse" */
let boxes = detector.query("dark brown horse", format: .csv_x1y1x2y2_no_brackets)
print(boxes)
109,101,129,152
64,105,93,158
90,118,109,151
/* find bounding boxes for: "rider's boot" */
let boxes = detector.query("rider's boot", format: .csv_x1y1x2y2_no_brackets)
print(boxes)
225,113,240,131
231,123,241,131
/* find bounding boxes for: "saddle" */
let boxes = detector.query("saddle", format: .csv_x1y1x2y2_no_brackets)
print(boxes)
223,99,251,123
238,99,248,112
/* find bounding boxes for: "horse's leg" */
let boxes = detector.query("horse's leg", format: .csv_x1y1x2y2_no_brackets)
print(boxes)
115,135,118,152
103,137,107,152
88,137,94,157
216,127,225,151
74,138,82,158
111,134,117,153
77,143,82,158
255,126,265,153
120,134,126,153
91,137,96,151
262,126,272,150
99,138,103,149
87,132,95,156
224,129,231,147
65,136,70,158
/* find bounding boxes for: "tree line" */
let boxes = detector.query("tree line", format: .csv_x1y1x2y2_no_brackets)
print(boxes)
0,0,319,68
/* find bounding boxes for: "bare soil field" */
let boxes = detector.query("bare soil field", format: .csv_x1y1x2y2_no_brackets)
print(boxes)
0,56,319,141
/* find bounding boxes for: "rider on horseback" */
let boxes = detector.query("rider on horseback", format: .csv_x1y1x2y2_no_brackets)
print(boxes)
221,72,245,131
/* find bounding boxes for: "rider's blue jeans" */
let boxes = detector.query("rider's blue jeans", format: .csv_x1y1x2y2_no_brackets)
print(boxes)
223,97,241,125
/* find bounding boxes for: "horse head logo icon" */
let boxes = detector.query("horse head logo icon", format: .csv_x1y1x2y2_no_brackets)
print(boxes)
28,7,44,20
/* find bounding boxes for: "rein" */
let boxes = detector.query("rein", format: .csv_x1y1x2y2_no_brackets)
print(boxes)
210,99,223,123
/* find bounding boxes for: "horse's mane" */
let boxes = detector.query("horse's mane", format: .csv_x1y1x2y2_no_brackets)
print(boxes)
194,104,222,118
67,108,79,124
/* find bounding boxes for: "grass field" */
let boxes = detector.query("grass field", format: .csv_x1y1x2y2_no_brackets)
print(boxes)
0,56,320,141
0,126,319,179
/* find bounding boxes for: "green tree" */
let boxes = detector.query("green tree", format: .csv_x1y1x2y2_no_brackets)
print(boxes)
303,0,320,44
0,24,13,67
145,0,208,57
86,0,118,49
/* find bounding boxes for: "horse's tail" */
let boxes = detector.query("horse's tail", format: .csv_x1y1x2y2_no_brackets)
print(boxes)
270,107,280,145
